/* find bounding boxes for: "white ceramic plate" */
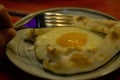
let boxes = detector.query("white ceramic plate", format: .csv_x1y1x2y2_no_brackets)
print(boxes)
6,7,120,80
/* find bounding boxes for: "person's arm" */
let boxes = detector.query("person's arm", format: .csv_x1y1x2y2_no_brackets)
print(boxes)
0,4,16,54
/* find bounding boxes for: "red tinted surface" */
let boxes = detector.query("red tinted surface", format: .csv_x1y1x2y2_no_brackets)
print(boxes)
0,0,120,80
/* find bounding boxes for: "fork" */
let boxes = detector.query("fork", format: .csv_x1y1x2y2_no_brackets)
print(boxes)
15,12,77,30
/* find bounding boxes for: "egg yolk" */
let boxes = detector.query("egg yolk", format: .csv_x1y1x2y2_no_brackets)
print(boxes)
56,32,87,48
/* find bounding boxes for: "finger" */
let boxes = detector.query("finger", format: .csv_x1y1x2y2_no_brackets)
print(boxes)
0,4,13,30
0,28,16,47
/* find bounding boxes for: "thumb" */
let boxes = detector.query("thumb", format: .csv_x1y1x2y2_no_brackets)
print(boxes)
0,4,13,30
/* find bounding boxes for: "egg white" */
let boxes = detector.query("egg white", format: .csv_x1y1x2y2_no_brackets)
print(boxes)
35,27,104,60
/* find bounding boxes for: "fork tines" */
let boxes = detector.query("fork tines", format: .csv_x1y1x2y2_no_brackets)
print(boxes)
44,12,74,27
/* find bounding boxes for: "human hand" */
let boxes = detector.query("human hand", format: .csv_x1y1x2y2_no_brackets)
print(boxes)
0,4,16,55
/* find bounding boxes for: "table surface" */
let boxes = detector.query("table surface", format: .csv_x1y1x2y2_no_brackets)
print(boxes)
0,0,120,80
